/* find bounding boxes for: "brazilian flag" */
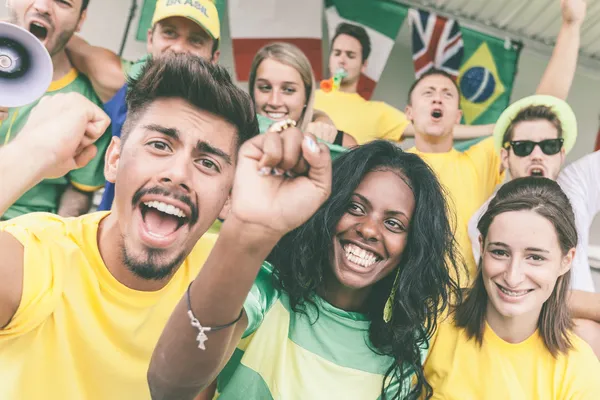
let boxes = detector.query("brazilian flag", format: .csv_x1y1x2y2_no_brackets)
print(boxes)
454,29,522,151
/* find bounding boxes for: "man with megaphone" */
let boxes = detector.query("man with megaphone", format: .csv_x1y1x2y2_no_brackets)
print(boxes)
0,0,111,221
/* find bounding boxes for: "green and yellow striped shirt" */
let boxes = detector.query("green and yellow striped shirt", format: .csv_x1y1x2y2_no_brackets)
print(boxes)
216,263,428,399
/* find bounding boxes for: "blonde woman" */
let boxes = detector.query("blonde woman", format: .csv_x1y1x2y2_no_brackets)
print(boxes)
249,42,357,147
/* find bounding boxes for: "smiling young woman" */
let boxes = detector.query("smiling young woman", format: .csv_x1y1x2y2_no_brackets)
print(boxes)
177,140,463,400
424,177,600,399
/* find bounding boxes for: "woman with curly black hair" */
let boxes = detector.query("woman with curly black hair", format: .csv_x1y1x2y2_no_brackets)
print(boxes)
149,131,464,400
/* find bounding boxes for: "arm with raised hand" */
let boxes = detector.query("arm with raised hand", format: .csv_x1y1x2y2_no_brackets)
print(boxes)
147,128,332,399
0,93,110,328
66,35,127,103
536,0,586,100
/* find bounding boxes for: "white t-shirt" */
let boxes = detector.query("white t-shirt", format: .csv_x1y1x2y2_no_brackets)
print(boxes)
557,150,600,292
468,151,600,292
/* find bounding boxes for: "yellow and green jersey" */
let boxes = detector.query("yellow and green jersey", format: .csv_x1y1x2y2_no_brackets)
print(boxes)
0,69,111,220
215,263,428,399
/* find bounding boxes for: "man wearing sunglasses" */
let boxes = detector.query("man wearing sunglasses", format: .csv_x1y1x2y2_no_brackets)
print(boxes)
469,94,600,358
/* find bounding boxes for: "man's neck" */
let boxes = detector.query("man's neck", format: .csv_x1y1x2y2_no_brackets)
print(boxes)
97,213,175,292
51,50,74,82
414,132,454,153
339,80,358,94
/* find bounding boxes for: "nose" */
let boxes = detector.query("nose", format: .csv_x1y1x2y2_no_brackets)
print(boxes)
158,153,192,193
32,0,51,13
503,259,526,288
267,90,283,108
168,39,187,54
355,217,382,243
529,143,545,160
432,91,443,104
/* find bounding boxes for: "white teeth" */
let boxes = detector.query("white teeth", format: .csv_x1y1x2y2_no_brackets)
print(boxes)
143,201,186,218
343,243,379,268
498,285,531,297
266,112,286,119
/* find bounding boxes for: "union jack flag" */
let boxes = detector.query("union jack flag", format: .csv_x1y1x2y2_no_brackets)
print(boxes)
409,8,464,80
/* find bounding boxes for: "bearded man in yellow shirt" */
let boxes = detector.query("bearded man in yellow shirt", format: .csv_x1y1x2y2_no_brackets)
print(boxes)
405,0,586,285
0,54,258,400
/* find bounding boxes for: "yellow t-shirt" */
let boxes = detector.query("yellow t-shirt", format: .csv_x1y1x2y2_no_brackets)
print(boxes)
424,319,600,399
314,90,409,144
0,212,216,400
408,137,503,284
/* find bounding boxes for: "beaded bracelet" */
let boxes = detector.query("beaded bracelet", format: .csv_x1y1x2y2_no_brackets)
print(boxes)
186,281,244,350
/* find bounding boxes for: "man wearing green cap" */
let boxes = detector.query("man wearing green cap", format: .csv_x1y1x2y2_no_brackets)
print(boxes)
468,94,600,357
66,0,221,211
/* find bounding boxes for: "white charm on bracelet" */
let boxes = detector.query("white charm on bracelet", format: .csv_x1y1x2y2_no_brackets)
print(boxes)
188,310,212,350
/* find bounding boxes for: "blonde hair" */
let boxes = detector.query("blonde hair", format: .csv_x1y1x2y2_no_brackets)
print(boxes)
248,42,315,131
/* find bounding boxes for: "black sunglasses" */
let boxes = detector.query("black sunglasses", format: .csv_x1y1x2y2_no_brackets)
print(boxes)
503,138,564,157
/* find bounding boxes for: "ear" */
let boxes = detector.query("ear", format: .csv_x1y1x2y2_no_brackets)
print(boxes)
500,147,510,172
560,147,566,165
218,193,232,220
146,28,154,54
211,49,221,64
405,104,414,121
104,136,121,184
76,9,87,32
454,109,463,124
360,59,368,74
559,247,576,276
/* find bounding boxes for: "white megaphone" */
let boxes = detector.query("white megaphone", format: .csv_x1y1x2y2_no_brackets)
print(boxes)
0,21,52,108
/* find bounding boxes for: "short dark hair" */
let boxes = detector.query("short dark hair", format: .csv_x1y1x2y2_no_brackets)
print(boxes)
502,105,563,144
331,22,371,63
123,53,258,148
82,0,90,12
407,69,461,105
455,177,577,357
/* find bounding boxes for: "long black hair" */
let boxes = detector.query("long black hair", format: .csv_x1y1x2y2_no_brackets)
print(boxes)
267,140,464,399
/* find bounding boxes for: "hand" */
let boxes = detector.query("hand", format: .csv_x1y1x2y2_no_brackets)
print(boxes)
0,107,8,122
562,0,587,27
229,127,332,241
306,121,338,144
12,92,110,180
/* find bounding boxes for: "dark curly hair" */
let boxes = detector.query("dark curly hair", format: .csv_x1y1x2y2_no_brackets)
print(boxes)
267,140,464,399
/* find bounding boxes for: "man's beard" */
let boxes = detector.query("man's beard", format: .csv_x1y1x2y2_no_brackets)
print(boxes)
121,244,186,281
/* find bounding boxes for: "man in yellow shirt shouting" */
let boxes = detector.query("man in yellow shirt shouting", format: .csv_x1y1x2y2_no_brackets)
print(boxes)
0,54,257,399
405,0,586,285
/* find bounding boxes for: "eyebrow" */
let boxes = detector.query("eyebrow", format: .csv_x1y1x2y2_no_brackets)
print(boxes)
196,141,232,165
145,124,232,165
487,242,549,253
353,193,408,218
256,78,299,86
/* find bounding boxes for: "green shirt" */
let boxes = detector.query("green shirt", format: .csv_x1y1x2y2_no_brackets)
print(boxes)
215,263,427,399
0,69,112,220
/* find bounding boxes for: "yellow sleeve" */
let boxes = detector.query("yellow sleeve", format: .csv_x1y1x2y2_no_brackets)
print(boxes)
561,338,600,399
0,215,65,338
465,136,505,195
377,102,410,142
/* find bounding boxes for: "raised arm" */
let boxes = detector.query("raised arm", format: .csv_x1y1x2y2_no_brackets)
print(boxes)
147,128,332,399
66,35,127,103
0,93,110,326
536,0,586,100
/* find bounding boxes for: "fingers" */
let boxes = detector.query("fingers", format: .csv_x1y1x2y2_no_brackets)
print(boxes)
0,107,8,122
258,128,308,175
301,134,332,195
73,145,98,169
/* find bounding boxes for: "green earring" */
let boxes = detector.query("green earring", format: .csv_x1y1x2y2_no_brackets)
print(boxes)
383,269,401,323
